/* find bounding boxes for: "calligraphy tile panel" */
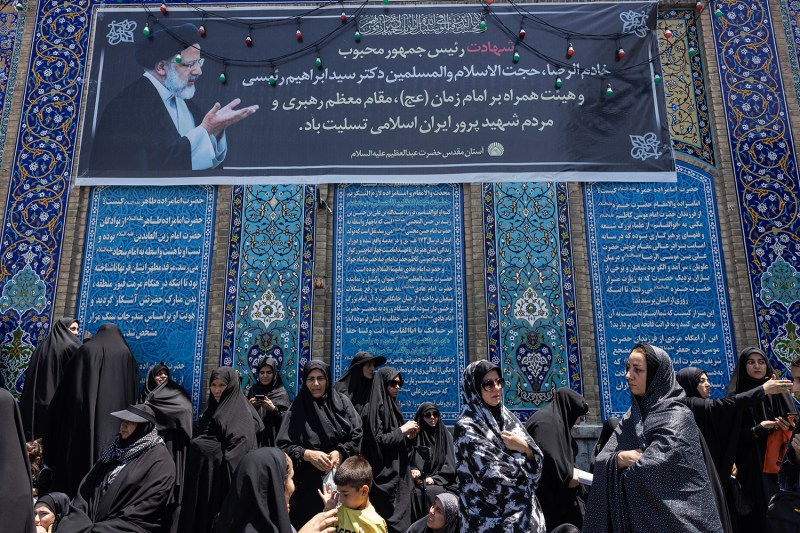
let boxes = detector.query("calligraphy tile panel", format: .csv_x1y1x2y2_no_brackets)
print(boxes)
712,1,800,372
221,185,315,400
658,9,715,167
77,186,215,415
332,184,467,423
585,163,736,419
482,183,581,421
0,1,87,393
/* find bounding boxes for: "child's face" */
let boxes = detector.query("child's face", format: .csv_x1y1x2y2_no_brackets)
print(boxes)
791,366,800,395
337,484,370,510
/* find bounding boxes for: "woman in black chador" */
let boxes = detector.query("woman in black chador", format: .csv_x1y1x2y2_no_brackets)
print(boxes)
178,367,261,533
277,360,363,529
19,317,80,440
334,351,386,416
725,347,797,530
56,404,176,533
45,323,139,497
246,355,290,447
409,402,456,520
0,388,35,533
140,363,193,511
525,388,589,531
362,366,418,533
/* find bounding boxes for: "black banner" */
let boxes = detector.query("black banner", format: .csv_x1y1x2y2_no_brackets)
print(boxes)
75,2,675,185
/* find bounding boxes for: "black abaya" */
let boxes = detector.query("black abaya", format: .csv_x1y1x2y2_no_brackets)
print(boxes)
45,323,139,497
57,431,176,533
213,447,294,533
525,388,589,531
141,364,194,504
178,366,261,533
362,366,414,533
19,317,80,440
410,402,457,520
0,388,35,533
276,360,363,529
246,356,290,447
725,348,797,531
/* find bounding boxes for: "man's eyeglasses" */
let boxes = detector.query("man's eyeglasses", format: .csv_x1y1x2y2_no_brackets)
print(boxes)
388,379,403,389
481,378,505,391
423,410,440,419
178,58,205,69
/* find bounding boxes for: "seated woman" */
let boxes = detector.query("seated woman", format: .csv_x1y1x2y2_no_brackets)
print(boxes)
363,367,419,533
406,492,459,533
584,344,723,532
56,404,176,533
246,355,290,447
409,402,456,519
34,493,70,533
140,363,193,506
179,367,262,533
277,360,363,529
335,351,387,416
524,388,589,531
454,360,546,532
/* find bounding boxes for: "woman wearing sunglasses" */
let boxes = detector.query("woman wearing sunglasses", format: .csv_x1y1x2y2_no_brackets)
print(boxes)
410,402,457,521
454,360,546,533
362,366,419,533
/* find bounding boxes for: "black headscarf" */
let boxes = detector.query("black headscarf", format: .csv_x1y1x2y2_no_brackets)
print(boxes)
45,323,139,497
453,360,546,532
35,492,70,529
676,367,706,399
362,366,414,532
19,317,80,440
178,367,261,533
411,402,456,487
726,346,796,419
0,388,35,533
276,360,362,528
214,447,293,533
525,388,588,530
334,351,386,415
584,345,723,533
141,363,193,503
247,356,291,448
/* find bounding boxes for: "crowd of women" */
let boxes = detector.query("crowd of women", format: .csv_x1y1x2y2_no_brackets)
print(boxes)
5,318,800,532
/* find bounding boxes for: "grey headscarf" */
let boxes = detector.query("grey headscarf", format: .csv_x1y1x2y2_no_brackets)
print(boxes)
583,345,723,533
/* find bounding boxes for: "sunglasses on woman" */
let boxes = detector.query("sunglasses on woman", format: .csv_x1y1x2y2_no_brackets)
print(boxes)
388,379,403,388
424,410,440,419
481,378,505,391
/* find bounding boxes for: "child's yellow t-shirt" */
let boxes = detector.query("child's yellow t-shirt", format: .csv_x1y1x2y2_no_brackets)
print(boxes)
335,503,388,533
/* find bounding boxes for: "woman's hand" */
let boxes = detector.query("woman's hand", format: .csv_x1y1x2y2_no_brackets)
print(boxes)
616,449,643,470
304,449,333,472
792,435,800,457
298,508,338,533
425,477,435,486
761,419,779,431
411,468,421,480
568,469,581,488
776,416,795,431
262,397,275,411
249,396,258,406
401,420,419,439
328,450,342,469
763,374,794,395
501,430,532,459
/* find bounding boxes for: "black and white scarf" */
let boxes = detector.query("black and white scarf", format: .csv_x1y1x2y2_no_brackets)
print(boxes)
100,428,164,485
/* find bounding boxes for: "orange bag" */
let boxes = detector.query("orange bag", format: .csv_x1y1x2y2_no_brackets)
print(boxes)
764,426,794,474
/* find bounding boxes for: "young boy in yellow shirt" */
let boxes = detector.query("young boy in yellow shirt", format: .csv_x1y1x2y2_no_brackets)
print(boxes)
318,456,388,533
